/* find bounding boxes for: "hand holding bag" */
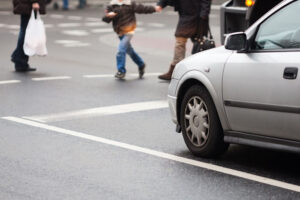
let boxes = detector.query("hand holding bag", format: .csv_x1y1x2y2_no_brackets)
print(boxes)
24,10,48,56
191,19,215,54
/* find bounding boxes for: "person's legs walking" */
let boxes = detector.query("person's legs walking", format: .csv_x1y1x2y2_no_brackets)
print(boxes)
11,15,34,72
115,34,132,78
78,0,86,8
126,41,146,78
158,37,187,80
63,0,68,10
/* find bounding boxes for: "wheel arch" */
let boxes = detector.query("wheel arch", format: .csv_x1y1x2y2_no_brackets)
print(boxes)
176,71,230,131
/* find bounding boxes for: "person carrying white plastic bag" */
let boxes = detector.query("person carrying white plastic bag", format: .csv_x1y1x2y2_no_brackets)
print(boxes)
24,10,47,57
11,0,47,72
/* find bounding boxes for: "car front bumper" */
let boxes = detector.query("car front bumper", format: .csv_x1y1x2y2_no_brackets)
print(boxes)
168,78,179,125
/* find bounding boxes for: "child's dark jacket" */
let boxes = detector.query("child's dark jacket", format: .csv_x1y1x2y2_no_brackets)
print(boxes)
103,2,155,35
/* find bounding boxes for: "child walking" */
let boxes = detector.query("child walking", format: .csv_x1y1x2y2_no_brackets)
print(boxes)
102,0,156,79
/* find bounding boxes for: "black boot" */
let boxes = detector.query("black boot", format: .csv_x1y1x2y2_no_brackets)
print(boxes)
158,64,175,81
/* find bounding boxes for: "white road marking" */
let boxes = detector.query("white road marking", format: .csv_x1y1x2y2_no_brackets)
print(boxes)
32,76,71,81
3,116,300,193
0,80,21,85
68,16,83,20
58,23,81,28
23,100,168,122
55,40,81,44
90,28,113,33
84,73,161,78
0,11,11,15
6,25,20,29
64,43,90,47
0,24,6,28
55,40,90,47
50,14,64,19
62,30,89,36
86,17,102,22
148,23,165,28
44,24,54,28
85,22,106,27
135,27,144,32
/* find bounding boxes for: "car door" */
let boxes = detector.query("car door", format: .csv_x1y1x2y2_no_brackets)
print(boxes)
222,0,300,141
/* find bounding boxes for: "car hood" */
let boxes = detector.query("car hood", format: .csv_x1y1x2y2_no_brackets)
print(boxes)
172,46,233,80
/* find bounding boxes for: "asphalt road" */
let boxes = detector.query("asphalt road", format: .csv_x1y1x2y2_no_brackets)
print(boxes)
0,5,300,200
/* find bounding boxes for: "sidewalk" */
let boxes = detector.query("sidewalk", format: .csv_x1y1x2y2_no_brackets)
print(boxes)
0,0,227,10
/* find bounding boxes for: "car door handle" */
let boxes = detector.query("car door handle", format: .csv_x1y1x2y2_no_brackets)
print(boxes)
283,67,298,80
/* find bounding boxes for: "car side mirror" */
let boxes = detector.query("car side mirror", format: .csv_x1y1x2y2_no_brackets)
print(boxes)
225,32,247,51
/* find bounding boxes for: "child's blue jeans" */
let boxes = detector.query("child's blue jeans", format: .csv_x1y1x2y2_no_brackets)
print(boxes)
117,34,145,73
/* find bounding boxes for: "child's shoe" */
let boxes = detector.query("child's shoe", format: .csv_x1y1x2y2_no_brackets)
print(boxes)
139,64,146,79
115,71,126,79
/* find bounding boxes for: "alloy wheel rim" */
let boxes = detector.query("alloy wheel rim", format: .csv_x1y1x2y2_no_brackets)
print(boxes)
184,96,210,147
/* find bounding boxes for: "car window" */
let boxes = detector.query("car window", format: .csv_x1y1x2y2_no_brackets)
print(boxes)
253,1,300,50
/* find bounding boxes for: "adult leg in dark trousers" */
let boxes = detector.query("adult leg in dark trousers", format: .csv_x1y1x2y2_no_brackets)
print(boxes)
11,15,36,72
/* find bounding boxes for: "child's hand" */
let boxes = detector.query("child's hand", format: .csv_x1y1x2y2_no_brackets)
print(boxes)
155,6,162,12
106,12,117,18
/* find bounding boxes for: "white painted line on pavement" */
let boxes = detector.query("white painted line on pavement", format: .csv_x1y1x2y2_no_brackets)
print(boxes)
44,24,54,28
0,80,21,85
90,28,113,33
6,25,20,29
3,116,300,193
85,22,106,27
58,23,81,28
83,73,161,78
148,23,165,28
68,16,83,20
62,30,90,36
64,43,90,47
50,14,64,19
0,11,11,15
32,76,71,81
23,100,168,123
86,17,102,22
0,24,6,28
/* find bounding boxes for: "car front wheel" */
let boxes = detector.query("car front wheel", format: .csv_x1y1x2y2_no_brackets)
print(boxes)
180,85,228,158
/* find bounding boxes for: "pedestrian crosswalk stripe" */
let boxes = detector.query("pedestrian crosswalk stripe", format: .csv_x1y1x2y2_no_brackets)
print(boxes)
44,24,54,28
50,14,64,19
85,22,106,27
86,17,102,22
68,16,83,20
4,116,300,193
32,76,71,81
0,80,21,85
23,100,168,123
6,25,20,29
58,23,81,28
0,11,10,15
90,28,113,33
62,30,90,36
148,23,165,28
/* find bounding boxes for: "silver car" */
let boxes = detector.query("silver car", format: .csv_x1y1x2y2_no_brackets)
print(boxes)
168,0,300,158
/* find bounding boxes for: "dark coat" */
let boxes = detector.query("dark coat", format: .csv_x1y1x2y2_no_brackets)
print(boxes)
157,0,211,38
103,2,155,35
13,0,46,15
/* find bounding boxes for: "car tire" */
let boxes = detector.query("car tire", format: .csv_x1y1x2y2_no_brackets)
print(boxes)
180,85,229,158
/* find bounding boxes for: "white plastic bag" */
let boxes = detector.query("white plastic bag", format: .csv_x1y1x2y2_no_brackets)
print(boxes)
23,10,48,56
